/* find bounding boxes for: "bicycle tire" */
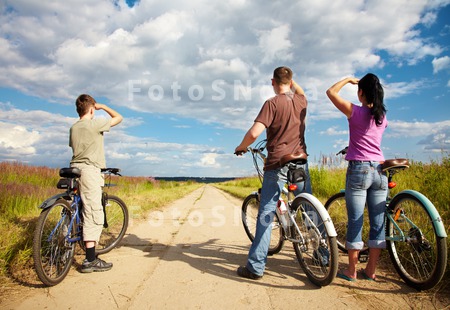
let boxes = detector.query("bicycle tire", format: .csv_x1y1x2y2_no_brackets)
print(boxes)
95,195,129,255
386,192,447,291
33,199,76,286
292,195,338,287
241,193,284,255
324,192,370,255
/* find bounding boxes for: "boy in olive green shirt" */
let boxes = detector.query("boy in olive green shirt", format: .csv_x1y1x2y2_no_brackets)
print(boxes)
69,94,123,273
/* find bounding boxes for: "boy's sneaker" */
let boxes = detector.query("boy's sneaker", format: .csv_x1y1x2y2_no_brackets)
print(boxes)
237,266,262,280
81,258,113,273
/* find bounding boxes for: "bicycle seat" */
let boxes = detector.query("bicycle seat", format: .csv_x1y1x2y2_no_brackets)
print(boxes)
280,153,308,167
59,167,82,178
381,159,409,171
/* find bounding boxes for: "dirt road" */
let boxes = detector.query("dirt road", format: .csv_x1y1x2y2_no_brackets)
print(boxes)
1,186,445,309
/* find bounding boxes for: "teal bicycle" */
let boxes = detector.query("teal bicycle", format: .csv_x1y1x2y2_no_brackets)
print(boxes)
325,147,447,290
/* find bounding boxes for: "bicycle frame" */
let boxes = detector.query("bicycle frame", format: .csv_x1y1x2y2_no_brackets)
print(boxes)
66,195,83,243
43,194,81,245
387,190,447,239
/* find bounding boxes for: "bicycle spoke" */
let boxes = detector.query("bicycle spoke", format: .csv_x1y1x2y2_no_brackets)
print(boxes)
292,196,338,287
96,195,128,255
241,193,284,255
387,192,446,290
33,200,75,286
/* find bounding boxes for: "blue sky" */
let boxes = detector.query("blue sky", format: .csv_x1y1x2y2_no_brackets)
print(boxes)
0,0,449,177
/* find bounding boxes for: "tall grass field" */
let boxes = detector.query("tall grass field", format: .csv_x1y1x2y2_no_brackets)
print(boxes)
0,156,448,295
0,162,202,289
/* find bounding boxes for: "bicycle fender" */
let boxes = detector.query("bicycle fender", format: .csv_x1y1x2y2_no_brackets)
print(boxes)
294,193,337,237
39,193,70,210
394,190,447,238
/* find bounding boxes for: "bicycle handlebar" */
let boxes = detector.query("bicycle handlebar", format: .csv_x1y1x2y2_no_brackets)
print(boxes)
234,146,265,157
101,168,122,176
336,146,348,156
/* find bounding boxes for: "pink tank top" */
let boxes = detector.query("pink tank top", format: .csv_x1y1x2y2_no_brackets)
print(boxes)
345,105,387,161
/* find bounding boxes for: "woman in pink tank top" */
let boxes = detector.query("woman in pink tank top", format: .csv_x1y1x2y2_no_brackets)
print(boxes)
326,73,388,282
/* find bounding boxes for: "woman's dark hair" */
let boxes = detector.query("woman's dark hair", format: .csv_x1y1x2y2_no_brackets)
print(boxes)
358,73,386,126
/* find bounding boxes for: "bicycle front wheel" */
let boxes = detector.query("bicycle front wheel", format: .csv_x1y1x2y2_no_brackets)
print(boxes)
241,193,284,255
292,195,338,287
33,199,76,286
387,192,447,291
96,194,129,255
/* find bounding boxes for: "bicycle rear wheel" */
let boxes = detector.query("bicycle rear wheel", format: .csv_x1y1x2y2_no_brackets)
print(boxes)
96,194,129,255
241,193,284,255
386,192,447,291
325,192,370,258
33,199,76,286
292,195,338,287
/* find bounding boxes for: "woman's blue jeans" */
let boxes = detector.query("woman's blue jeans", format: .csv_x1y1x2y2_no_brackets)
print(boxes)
246,163,311,276
345,161,388,250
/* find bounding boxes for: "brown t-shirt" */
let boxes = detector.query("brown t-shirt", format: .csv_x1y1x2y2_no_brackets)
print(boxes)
255,92,307,170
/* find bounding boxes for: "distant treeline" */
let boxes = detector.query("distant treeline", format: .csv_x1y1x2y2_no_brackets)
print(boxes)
155,177,236,183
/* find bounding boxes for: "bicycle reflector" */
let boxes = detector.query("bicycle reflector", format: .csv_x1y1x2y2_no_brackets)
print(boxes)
394,208,402,222
388,182,397,189
288,184,298,192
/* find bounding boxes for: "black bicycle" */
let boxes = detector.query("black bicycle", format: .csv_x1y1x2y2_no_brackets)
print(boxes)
325,147,447,290
33,167,128,286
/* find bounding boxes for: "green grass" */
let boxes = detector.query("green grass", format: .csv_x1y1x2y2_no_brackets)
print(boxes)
0,162,202,284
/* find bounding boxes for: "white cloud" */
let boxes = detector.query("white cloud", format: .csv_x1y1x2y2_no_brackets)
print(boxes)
0,0,446,125
418,128,450,152
320,127,348,136
387,119,450,138
0,0,449,174
0,123,39,156
383,80,426,99
258,24,293,64
421,11,438,27
432,56,450,74
199,153,220,167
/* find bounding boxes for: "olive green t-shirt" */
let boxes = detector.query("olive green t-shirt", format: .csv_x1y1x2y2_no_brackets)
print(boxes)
69,118,111,169
255,92,308,171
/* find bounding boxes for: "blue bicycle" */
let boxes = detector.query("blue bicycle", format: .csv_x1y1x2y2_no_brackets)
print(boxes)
324,147,447,290
32,167,128,286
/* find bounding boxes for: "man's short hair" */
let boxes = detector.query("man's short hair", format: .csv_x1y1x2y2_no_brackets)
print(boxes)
76,94,96,117
273,67,293,85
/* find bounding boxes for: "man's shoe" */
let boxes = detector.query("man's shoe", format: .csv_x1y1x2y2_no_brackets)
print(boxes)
81,258,113,273
237,266,262,280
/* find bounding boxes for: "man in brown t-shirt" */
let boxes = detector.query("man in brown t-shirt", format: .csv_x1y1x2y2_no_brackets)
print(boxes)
235,66,311,280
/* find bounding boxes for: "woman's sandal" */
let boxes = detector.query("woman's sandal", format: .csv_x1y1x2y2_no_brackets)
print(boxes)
337,270,357,282
359,269,376,281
